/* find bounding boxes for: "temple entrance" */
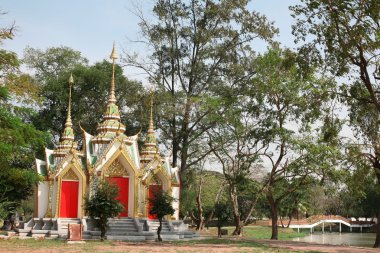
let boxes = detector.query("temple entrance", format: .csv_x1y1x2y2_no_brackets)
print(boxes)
60,181,79,218
107,177,129,217
148,184,162,219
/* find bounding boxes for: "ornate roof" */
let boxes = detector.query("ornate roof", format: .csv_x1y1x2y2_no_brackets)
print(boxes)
140,88,159,163
54,74,78,157
92,43,126,144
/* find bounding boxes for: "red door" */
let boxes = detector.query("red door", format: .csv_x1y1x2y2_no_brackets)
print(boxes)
107,177,129,217
60,181,79,218
148,184,162,219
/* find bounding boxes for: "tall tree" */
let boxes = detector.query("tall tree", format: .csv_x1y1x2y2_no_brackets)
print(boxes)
23,46,88,81
0,12,48,220
291,0,380,247
207,98,266,235
125,0,277,175
23,47,146,141
251,47,339,240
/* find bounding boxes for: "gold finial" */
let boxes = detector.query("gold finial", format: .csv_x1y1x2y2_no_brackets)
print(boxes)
110,42,117,60
109,42,117,103
65,74,73,127
69,73,74,84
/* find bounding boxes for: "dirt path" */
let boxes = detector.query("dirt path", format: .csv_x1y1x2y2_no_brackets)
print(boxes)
258,239,380,253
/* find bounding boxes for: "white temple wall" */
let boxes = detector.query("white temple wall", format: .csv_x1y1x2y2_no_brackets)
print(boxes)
37,181,49,218
128,175,135,217
172,186,180,220
52,180,58,216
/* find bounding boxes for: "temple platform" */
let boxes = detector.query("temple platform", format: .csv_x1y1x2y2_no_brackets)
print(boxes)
15,217,198,241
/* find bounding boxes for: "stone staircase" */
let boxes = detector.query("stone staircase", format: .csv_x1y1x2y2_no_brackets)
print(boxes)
16,217,198,241
149,220,171,233
57,218,81,239
106,218,154,241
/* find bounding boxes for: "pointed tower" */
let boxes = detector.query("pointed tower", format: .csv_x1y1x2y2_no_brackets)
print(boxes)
92,43,126,144
54,74,78,157
140,87,159,163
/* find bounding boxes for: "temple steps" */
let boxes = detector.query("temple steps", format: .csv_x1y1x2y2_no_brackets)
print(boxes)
148,220,171,232
15,218,198,241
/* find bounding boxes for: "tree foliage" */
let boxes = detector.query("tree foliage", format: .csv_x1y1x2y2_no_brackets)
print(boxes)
125,0,277,174
291,0,380,247
0,12,48,220
23,47,146,142
84,180,124,240
149,189,175,242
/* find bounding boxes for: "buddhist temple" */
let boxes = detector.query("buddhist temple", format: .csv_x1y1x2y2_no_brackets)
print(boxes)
34,44,181,222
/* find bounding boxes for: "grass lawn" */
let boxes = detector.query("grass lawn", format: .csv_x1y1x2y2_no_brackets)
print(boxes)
199,225,308,240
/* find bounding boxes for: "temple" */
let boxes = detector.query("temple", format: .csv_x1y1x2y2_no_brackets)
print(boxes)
34,44,181,221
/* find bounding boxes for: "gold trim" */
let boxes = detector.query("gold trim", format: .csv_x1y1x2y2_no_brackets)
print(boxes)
55,155,86,218
99,148,139,217
105,159,129,177
62,169,79,180
143,159,172,217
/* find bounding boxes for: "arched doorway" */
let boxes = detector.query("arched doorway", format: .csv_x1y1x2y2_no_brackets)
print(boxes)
104,158,132,217
59,170,79,218
106,176,129,217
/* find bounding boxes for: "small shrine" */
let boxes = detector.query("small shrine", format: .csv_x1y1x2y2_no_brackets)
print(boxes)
34,44,181,220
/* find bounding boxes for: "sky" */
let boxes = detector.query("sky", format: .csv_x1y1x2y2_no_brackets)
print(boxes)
1,0,299,84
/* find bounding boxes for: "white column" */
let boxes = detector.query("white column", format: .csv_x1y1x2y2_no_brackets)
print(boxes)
339,222,341,233
322,222,324,234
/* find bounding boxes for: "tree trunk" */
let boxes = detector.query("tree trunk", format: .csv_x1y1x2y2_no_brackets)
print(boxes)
280,216,284,228
230,184,242,236
157,217,163,242
217,225,222,238
286,215,292,228
268,196,279,240
189,211,197,226
373,171,380,248
195,176,204,230
203,210,214,230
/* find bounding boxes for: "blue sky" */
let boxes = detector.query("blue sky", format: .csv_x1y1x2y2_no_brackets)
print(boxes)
2,0,299,83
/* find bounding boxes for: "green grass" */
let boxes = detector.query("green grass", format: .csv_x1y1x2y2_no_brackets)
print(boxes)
171,238,320,252
202,225,308,240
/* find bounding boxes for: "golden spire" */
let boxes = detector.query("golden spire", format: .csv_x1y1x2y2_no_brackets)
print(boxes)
65,73,74,127
92,43,126,144
109,42,117,103
141,85,159,163
148,85,155,132
54,74,77,157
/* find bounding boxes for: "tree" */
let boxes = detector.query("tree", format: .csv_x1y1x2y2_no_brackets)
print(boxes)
149,189,175,242
84,180,124,240
251,47,339,240
125,0,277,176
0,12,48,223
24,50,146,141
291,0,380,247
180,167,227,230
207,99,266,236
23,46,88,81
214,202,232,238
